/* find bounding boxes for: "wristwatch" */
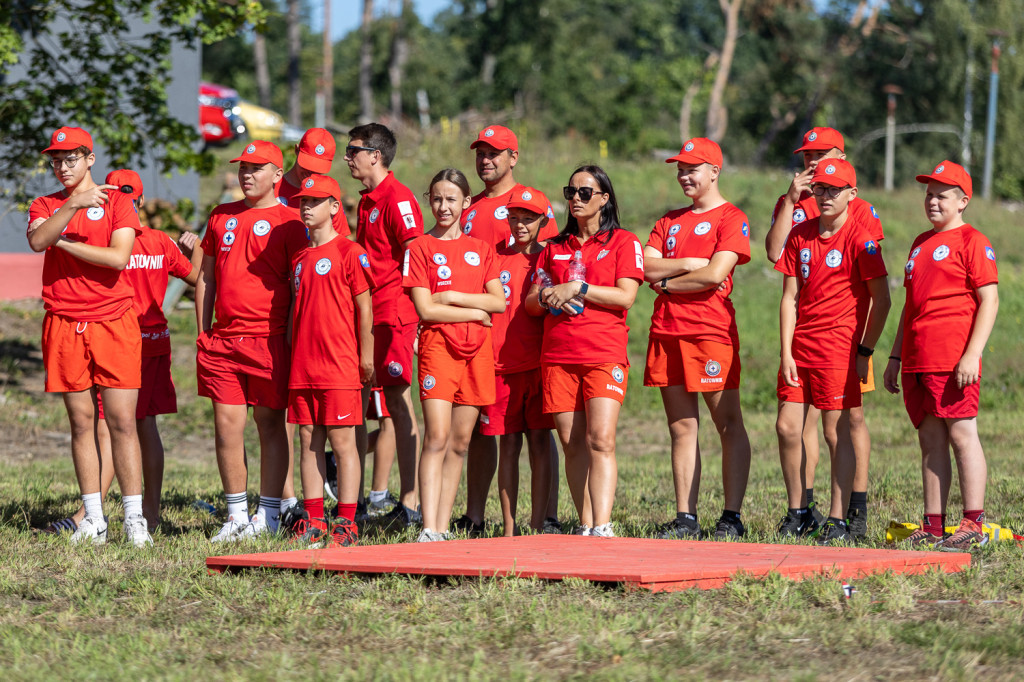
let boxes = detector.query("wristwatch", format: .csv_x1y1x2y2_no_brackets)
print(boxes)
659,278,669,294
578,282,589,298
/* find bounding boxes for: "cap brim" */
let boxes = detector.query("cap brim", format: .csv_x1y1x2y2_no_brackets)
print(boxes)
297,151,332,174
505,203,546,215
793,143,834,154
293,190,339,201
812,175,852,187
666,152,706,164
41,143,82,154
230,154,279,166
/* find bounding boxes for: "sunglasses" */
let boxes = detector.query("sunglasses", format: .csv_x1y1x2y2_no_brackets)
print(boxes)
811,185,851,198
562,186,605,201
345,145,377,157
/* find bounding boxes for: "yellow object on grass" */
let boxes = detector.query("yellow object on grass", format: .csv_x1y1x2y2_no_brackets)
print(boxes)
886,520,1014,544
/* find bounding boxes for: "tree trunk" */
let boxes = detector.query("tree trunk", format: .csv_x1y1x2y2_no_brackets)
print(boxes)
253,30,271,109
322,0,333,123
388,0,411,121
479,0,500,86
287,0,301,127
359,0,375,123
706,0,742,142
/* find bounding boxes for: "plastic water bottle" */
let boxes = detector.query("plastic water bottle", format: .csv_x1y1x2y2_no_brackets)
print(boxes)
566,250,586,315
535,268,561,316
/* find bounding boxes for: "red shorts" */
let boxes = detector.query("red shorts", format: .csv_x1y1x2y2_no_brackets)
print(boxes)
776,364,862,410
42,311,141,393
98,352,177,420
480,368,554,436
541,362,629,413
196,332,289,409
365,386,391,420
374,322,416,386
417,327,495,406
644,336,741,392
288,388,364,426
903,371,980,428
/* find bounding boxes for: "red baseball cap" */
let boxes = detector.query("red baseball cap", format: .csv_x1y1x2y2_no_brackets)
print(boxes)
505,186,551,217
666,138,723,167
470,125,518,152
293,174,342,201
296,128,335,174
916,160,972,199
811,158,857,188
231,140,284,168
41,126,93,154
105,169,144,201
794,127,845,154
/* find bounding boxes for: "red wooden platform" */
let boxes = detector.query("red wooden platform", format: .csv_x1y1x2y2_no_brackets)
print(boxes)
206,535,970,592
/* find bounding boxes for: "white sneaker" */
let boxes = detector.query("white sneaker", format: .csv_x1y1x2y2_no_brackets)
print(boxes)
238,513,269,539
416,529,447,542
70,516,108,545
590,523,615,538
573,525,592,536
210,515,248,544
124,513,153,547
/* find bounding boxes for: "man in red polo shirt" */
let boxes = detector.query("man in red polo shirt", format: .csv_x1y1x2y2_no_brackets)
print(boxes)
196,140,309,542
347,123,424,527
765,127,885,541
456,124,561,534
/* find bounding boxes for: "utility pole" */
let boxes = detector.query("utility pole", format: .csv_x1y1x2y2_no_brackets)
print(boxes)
982,36,1003,200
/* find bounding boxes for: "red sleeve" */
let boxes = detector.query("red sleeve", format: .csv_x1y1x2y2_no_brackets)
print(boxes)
859,201,885,241
386,194,424,245
716,206,752,265
775,230,799,277
160,231,194,280
108,192,142,236
402,241,429,289
28,196,50,228
770,195,785,225
852,228,888,282
482,243,500,283
966,231,999,289
347,244,373,296
200,212,218,257
646,216,668,253
614,232,645,281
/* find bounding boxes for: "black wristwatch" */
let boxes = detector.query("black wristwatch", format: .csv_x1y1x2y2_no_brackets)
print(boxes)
659,278,669,294
857,344,874,357
578,281,589,298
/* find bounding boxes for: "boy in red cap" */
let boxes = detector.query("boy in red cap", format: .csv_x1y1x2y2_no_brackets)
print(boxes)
346,123,424,528
27,126,151,546
482,186,559,536
195,140,309,542
766,127,885,540
883,161,998,550
642,137,753,539
286,174,375,546
775,158,890,544
457,124,561,535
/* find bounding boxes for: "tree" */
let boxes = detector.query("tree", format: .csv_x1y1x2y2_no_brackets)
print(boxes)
359,0,375,123
286,0,301,127
0,0,266,204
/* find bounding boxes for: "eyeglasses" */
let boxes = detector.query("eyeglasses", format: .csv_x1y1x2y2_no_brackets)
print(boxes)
345,145,377,157
48,155,85,169
562,186,604,201
811,185,850,198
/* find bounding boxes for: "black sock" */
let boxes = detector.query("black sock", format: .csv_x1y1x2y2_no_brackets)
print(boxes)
805,488,815,506
676,511,698,525
720,509,741,524
789,507,809,517
848,491,868,514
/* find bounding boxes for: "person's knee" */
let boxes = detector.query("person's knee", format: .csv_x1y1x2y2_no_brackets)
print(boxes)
776,412,802,444
586,429,616,456
668,418,698,442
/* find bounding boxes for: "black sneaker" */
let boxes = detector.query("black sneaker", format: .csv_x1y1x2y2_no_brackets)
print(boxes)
777,511,804,538
451,514,486,537
324,450,338,501
279,504,308,535
807,500,825,530
712,515,746,539
379,503,420,530
816,519,852,545
655,516,700,539
541,517,563,535
846,508,867,543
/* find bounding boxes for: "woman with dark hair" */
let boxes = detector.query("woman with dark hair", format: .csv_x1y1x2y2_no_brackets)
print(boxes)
525,165,645,537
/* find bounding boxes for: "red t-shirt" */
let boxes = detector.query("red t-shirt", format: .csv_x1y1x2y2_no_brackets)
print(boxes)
200,201,308,338
492,246,545,374
356,172,424,327
771,194,884,255
645,202,751,344
289,236,374,389
275,177,351,237
536,228,645,365
776,215,888,369
462,184,560,249
125,227,194,356
403,233,499,358
29,189,142,321
901,224,998,373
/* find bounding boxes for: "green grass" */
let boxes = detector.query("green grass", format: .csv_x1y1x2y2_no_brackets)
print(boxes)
3,146,1024,679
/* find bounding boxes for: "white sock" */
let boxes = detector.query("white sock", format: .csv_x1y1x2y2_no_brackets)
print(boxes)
225,491,249,523
280,496,298,513
259,496,281,531
82,492,104,522
369,489,389,504
123,494,143,520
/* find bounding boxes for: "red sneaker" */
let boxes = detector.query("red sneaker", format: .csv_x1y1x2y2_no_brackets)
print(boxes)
327,518,359,547
940,517,988,552
290,517,329,546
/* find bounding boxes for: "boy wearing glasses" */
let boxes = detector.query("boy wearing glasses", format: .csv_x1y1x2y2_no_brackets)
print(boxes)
27,127,151,546
775,159,890,544
641,137,753,539
765,127,885,541
346,123,424,528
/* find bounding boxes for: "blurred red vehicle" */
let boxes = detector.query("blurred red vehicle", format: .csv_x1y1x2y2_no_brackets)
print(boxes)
200,81,246,147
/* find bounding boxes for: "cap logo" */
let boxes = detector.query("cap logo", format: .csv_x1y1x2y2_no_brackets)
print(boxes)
56,132,66,142
808,132,818,141
246,144,256,154
684,142,694,152
484,128,495,137
521,190,532,201
314,144,325,155
825,164,836,175
304,178,314,188
935,164,945,174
